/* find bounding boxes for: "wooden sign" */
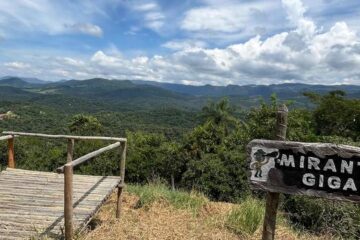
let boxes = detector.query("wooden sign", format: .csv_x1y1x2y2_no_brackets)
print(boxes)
248,139,360,202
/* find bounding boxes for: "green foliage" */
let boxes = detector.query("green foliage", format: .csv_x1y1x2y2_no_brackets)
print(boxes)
306,91,360,141
180,100,249,201
200,98,239,130
1,79,360,239
68,114,103,135
126,131,170,183
283,196,360,239
127,183,208,213
243,95,278,141
225,197,265,236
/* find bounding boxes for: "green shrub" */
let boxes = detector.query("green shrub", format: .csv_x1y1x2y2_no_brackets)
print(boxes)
127,183,208,213
283,196,360,239
225,197,265,236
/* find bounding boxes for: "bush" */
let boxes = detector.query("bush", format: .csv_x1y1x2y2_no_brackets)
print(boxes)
225,197,265,236
283,196,360,239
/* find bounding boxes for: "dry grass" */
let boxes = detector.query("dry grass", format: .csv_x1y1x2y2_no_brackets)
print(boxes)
80,186,332,240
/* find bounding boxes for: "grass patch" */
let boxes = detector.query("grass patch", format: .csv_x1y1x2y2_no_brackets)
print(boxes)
225,197,265,236
127,183,208,213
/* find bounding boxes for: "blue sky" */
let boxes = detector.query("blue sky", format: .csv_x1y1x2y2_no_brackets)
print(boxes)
0,0,360,85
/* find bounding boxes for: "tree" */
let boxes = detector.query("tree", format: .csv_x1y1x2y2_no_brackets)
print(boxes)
200,98,239,133
181,99,249,201
306,91,360,141
68,114,103,135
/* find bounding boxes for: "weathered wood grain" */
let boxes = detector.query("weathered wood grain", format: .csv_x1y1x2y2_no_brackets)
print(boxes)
0,168,120,239
117,141,127,218
67,138,74,163
57,141,121,173
262,104,288,240
7,137,15,168
3,131,127,142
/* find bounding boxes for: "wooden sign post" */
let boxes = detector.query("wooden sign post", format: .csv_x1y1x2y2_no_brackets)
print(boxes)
263,104,288,240
248,105,360,239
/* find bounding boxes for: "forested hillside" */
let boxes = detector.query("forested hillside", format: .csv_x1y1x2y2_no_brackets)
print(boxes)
1,76,360,135
1,77,360,239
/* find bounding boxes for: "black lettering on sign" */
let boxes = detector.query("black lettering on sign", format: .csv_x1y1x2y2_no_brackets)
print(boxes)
247,139,360,202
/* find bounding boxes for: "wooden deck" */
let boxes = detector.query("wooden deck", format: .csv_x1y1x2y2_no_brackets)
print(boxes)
0,168,121,240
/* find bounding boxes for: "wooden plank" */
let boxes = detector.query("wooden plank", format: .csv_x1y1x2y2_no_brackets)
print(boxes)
0,178,118,189
0,175,119,185
0,216,83,225
0,177,119,187
0,186,117,195
0,193,112,203
3,131,127,142
0,212,85,221
0,198,106,208
57,142,121,173
0,168,120,239
4,167,120,179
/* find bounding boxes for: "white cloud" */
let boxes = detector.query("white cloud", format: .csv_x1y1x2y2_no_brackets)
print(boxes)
4,62,30,69
62,57,85,67
162,39,207,51
64,23,103,37
133,3,158,12
130,1,165,32
180,1,284,42
1,0,360,85
0,0,106,37
282,0,307,25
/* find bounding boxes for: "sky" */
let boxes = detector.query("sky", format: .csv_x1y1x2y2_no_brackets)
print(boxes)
0,0,360,85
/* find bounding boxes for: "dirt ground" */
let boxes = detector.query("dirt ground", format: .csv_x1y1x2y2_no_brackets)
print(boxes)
80,192,331,240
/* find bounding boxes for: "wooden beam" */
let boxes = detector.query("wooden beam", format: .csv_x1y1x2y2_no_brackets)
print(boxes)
116,142,127,218
262,104,288,240
0,135,14,141
3,131,126,142
7,137,15,168
67,139,74,163
64,164,73,240
57,142,121,173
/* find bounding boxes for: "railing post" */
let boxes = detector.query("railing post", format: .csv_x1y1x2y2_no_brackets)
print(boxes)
64,164,73,240
67,139,74,163
262,104,288,240
7,136,15,168
116,141,126,219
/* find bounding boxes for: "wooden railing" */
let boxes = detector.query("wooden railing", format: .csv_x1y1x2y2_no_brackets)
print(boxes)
0,134,15,168
1,131,127,240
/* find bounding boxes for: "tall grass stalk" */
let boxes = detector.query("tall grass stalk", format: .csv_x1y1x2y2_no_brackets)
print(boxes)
225,197,265,236
127,183,208,214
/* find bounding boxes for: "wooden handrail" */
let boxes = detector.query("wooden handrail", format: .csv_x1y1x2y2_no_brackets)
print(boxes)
3,131,126,142
1,131,127,240
60,141,125,240
0,135,14,141
57,142,121,173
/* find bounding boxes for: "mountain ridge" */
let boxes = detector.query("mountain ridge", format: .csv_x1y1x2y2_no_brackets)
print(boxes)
0,77,359,110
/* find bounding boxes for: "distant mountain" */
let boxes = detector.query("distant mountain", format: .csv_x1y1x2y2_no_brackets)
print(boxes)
21,77,49,84
0,77,33,88
132,80,360,98
0,77,359,111
0,76,49,85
